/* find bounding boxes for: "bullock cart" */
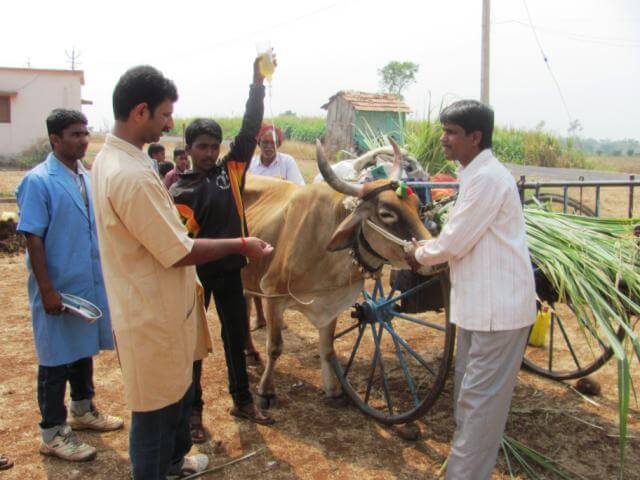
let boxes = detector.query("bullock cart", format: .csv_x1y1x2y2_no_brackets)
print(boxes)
330,176,640,425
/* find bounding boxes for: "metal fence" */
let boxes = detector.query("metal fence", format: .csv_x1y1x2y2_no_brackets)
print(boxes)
409,174,639,218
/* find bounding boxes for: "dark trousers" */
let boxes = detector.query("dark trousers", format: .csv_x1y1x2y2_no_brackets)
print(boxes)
192,270,252,409
130,383,194,480
37,356,94,429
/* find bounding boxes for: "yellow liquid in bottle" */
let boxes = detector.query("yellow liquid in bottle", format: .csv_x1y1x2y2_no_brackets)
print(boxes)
259,52,275,81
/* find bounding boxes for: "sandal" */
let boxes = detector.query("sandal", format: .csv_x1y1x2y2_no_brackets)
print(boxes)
189,409,209,444
0,455,13,471
230,404,275,426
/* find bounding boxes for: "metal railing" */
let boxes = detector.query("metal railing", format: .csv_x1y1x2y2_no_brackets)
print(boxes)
409,175,640,218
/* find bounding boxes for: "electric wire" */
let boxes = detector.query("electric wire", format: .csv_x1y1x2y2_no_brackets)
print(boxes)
522,0,574,126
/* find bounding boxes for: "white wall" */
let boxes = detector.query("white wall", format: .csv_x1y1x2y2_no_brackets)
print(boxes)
0,71,83,157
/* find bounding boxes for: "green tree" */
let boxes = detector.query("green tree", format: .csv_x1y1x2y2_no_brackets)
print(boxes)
378,61,419,98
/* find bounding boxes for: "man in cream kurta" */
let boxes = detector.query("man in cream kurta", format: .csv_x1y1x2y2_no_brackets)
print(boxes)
92,133,211,413
406,100,536,480
92,64,273,480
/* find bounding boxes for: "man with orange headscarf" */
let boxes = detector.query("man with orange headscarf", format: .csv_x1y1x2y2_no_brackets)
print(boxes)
248,125,305,185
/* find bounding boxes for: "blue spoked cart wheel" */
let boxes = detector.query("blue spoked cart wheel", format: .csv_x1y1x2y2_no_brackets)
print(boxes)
330,270,456,425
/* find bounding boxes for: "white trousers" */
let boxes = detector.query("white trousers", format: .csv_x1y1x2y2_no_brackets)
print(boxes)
445,326,529,480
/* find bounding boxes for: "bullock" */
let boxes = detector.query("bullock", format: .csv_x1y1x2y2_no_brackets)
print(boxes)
242,140,432,408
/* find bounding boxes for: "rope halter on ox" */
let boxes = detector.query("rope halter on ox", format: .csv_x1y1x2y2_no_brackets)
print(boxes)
316,138,418,278
316,138,420,276
343,182,415,278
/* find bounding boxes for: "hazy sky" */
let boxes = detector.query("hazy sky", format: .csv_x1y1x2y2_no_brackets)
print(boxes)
3,0,639,139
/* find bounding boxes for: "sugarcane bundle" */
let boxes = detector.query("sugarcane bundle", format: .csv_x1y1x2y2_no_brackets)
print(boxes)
524,207,640,350
524,207,640,474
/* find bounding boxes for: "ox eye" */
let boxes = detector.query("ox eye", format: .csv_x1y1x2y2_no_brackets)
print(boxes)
378,209,398,224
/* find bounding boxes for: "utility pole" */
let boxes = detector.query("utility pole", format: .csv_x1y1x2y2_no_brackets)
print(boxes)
480,0,490,104
65,46,82,71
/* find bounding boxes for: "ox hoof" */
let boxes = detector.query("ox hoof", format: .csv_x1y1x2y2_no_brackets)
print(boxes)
257,393,277,410
393,422,421,441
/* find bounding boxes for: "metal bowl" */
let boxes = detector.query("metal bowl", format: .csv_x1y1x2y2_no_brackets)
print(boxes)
60,293,102,324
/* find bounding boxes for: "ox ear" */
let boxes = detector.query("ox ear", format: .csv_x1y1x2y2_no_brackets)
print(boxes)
327,203,375,252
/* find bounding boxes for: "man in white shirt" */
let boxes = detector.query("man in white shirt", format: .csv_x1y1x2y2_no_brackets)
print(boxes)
248,125,305,185
405,100,536,480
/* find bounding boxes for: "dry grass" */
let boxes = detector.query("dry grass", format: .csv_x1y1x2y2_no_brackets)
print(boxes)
279,140,315,162
588,155,640,174
0,171,25,197
0,138,318,202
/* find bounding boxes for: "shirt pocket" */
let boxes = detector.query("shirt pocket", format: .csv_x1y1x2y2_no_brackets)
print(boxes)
125,267,164,323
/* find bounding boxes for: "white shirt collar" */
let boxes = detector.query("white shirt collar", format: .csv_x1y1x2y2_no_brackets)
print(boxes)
457,148,493,180
259,152,280,168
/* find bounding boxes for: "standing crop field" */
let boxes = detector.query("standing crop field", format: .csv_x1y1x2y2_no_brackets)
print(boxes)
171,116,325,144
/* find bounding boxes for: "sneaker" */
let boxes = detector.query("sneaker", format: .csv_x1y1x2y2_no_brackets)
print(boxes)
70,408,124,432
166,454,209,479
39,424,97,462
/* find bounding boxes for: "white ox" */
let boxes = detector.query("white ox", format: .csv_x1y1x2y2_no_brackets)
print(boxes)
312,145,427,184
242,140,432,407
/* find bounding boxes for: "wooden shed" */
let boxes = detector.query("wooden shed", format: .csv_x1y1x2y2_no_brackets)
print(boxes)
321,90,411,159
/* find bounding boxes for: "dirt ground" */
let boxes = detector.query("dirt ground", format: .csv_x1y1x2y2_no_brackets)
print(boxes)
1,163,640,479
1,254,639,480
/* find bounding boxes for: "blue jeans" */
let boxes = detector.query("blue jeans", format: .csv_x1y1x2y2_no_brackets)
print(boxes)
130,384,194,480
37,357,94,429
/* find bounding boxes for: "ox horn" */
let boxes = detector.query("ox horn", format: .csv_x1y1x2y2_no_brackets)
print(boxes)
316,139,363,198
388,137,403,181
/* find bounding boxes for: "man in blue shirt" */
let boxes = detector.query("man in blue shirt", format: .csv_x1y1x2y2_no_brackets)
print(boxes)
16,109,123,462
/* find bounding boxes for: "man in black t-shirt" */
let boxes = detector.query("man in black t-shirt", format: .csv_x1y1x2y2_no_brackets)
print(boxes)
170,56,275,445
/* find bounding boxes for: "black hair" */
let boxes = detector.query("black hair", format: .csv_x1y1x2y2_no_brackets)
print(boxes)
173,148,186,158
185,118,222,146
439,100,494,149
46,109,87,137
112,65,178,121
158,161,174,178
46,109,87,149
147,143,165,157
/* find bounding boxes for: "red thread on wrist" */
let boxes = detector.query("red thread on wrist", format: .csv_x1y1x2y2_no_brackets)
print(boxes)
240,237,248,255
